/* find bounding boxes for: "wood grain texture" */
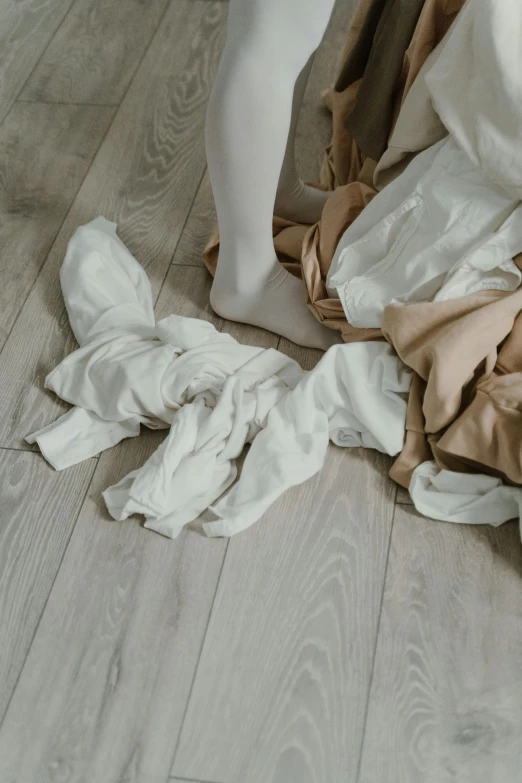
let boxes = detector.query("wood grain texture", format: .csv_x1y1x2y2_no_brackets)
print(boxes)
20,0,169,105
156,264,220,326
0,435,228,783
0,102,114,349
170,168,215,268
277,338,325,371
0,450,95,723
172,448,396,783
0,0,75,126
0,261,275,781
0,0,228,450
396,485,414,504
358,506,522,783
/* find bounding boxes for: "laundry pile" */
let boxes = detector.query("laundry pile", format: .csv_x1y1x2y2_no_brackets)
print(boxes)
26,218,411,538
28,0,522,540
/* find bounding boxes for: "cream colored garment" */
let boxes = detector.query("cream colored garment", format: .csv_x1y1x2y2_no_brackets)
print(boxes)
425,0,522,201
328,136,522,325
203,0,466,343
410,462,522,539
208,342,412,536
27,218,411,539
326,137,444,297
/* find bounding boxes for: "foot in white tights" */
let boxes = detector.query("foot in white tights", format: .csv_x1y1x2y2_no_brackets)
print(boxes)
274,178,331,225
205,0,337,350
210,257,341,351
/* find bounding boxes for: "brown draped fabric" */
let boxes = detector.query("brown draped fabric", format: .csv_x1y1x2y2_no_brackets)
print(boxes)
343,0,426,161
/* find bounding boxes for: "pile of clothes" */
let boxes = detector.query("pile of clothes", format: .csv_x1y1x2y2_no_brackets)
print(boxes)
28,0,522,540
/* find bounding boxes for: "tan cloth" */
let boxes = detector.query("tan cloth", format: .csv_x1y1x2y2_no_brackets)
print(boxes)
300,182,382,342
382,269,522,488
398,0,465,99
319,0,375,190
204,0,465,341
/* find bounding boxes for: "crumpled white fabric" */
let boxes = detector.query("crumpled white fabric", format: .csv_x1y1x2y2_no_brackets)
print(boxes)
410,462,522,541
327,138,444,296
205,342,411,537
26,217,412,539
327,136,522,327
26,217,305,537
425,0,522,202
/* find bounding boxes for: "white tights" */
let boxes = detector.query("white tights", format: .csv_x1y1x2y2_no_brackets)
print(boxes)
205,0,340,349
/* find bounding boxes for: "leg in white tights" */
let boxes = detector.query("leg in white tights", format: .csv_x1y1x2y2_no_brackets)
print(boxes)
205,0,340,350
274,52,332,225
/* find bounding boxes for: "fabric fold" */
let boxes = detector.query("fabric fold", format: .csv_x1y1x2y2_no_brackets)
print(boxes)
26,218,306,538
26,407,141,471
205,342,411,536
382,285,522,491
410,462,522,539
328,137,522,328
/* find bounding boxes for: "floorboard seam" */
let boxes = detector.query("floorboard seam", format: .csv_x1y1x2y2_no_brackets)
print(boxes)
353,482,398,783
0,459,97,732
168,538,231,777
0,0,176,733
0,0,78,132
0,445,99,461
165,166,208,276
170,262,206,269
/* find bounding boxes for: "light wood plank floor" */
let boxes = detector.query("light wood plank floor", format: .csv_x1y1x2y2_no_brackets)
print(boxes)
0,2,521,782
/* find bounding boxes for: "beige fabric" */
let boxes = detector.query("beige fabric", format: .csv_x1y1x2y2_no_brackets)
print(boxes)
382,265,522,488
319,0,375,190
300,182,382,342
398,0,465,98
437,318,522,486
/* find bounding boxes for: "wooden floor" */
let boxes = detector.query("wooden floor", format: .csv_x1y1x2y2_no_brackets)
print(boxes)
0,1,521,782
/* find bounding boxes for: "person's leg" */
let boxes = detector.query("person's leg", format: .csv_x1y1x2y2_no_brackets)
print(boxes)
205,0,339,350
274,52,331,224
